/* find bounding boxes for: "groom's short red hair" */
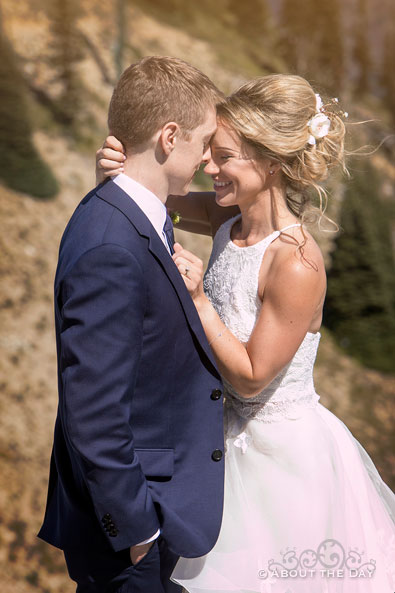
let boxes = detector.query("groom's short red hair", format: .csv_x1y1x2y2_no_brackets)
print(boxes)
108,56,223,151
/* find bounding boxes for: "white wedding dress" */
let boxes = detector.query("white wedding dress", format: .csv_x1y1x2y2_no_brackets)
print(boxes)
172,216,395,593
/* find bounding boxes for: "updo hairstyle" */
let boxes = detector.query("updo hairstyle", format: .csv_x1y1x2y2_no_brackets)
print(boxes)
217,74,347,224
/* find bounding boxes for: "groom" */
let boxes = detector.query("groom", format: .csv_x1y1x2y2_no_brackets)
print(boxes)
38,56,225,593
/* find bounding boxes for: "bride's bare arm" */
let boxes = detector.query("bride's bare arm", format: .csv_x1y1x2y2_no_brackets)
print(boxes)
167,193,239,237
172,243,326,398
96,136,239,237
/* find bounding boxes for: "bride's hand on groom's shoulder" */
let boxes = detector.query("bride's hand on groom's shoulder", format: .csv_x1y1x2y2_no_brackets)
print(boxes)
173,243,205,303
95,135,126,185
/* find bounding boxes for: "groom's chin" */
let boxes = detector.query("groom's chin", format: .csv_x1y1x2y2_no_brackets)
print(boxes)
176,186,191,197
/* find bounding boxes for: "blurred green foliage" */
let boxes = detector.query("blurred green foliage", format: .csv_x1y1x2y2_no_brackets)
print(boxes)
0,32,58,199
325,162,395,373
193,164,214,191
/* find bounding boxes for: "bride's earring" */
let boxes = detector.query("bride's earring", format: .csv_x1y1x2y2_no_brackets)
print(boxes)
269,170,275,175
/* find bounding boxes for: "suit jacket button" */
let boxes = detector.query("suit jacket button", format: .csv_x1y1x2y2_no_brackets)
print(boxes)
102,514,111,524
211,449,223,462
210,389,222,401
109,528,118,537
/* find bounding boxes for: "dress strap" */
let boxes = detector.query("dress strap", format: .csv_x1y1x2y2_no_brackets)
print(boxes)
278,223,302,233
265,223,302,247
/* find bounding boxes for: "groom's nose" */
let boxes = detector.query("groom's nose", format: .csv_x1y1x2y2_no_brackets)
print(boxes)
202,144,212,164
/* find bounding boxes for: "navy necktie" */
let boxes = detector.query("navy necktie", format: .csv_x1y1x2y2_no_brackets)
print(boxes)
163,213,175,255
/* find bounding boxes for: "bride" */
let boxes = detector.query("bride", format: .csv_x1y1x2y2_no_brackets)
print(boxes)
97,74,395,592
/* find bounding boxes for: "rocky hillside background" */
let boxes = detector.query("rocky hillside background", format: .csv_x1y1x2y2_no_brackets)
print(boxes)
0,1,394,592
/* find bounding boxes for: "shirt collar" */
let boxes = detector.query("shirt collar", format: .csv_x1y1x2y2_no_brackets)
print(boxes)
112,173,167,240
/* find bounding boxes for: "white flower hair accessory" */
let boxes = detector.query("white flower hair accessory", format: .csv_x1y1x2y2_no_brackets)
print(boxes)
315,93,324,112
307,93,331,146
307,94,349,146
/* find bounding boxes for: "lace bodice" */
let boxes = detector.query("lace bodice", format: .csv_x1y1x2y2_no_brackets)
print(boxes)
203,215,321,423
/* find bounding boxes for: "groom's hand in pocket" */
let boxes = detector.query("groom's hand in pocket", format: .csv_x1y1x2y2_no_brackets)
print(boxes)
129,540,155,566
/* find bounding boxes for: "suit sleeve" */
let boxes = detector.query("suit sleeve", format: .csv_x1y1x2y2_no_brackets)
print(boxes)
59,243,160,552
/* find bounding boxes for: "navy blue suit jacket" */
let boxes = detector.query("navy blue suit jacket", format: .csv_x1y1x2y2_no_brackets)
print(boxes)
38,180,224,559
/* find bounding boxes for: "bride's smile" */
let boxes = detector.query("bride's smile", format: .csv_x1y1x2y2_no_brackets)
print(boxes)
205,122,278,209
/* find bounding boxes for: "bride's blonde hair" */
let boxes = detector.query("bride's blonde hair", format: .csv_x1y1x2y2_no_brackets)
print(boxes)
217,74,347,226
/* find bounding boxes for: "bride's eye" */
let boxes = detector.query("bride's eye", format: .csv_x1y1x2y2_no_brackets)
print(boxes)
220,155,232,161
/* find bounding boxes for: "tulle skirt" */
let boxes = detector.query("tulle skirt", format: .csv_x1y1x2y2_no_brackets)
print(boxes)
172,403,395,592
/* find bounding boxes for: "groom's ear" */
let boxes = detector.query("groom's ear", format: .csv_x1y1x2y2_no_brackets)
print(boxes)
159,122,180,156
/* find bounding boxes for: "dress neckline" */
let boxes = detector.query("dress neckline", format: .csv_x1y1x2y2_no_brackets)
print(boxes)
228,214,302,250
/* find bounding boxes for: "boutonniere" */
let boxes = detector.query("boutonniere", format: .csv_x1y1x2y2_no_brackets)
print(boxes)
170,211,181,225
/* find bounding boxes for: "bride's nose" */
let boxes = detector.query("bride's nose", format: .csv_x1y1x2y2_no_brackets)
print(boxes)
204,158,220,176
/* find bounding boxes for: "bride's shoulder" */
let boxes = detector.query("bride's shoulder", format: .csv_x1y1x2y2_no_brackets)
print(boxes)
275,226,324,265
266,227,326,293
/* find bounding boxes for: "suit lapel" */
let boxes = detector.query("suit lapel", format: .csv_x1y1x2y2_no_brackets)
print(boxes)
96,181,220,376
147,230,220,375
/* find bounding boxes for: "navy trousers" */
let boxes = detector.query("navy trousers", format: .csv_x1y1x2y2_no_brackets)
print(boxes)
65,537,182,593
